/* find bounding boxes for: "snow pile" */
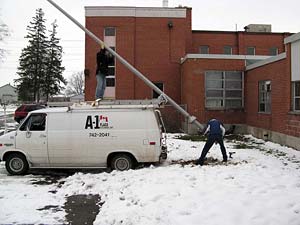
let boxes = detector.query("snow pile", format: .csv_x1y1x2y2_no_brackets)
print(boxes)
0,134,300,225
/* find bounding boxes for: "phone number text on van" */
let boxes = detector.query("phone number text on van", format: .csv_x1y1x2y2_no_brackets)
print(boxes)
89,132,110,138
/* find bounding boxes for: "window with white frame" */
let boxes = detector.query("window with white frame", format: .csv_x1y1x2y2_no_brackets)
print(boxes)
205,71,243,109
246,46,256,55
259,80,271,113
223,46,233,55
292,81,300,111
269,47,278,56
199,46,209,54
104,27,116,87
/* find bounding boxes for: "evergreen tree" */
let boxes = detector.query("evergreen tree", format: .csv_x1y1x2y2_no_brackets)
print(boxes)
42,20,66,101
15,8,48,102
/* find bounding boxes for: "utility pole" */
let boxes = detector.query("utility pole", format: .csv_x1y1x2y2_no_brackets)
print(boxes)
46,0,204,130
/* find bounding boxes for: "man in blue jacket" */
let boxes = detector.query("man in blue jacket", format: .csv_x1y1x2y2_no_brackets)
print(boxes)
197,118,228,166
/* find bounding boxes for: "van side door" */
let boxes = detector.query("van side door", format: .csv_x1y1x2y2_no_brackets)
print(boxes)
16,113,49,166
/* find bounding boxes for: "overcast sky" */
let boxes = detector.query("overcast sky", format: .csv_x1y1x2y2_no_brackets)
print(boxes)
0,0,299,88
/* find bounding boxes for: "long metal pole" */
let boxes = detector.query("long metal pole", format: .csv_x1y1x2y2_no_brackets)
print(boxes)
46,0,204,130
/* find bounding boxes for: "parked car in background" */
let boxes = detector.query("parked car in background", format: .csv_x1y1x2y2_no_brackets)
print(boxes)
14,104,45,123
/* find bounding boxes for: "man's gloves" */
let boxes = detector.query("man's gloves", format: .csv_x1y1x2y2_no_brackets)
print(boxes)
100,43,105,49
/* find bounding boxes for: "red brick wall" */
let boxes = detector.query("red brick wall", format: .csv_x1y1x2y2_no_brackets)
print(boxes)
192,31,238,54
191,31,287,55
285,44,300,137
85,13,191,102
181,58,245,124
286,114,300,137
85,17,136,101
245,58,291,133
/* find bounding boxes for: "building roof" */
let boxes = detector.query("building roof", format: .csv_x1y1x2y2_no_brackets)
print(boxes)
192,30,290,35
245,53,287,71
284,32,300,44
0,83,16,90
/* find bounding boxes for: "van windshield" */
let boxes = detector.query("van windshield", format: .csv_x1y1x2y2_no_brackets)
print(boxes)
155,110,166,133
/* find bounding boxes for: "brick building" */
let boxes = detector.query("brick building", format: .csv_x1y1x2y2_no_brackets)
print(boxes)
84,6,300,150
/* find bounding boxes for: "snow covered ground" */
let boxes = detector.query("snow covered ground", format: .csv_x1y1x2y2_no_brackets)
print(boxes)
0,134,300,225
0,104,17,116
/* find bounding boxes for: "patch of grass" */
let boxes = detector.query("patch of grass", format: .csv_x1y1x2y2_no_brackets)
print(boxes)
225,134,249,142
233,143,255,149
175,135,207,142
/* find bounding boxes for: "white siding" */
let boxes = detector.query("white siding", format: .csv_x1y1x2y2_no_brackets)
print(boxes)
291,40,300,81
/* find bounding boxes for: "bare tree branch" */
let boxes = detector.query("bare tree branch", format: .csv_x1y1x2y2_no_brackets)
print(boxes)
65,71,84,96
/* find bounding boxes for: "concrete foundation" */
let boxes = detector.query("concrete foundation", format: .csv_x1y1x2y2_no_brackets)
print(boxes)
186,123,300,151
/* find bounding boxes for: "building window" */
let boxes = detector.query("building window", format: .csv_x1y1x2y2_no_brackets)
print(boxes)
104,27,116,36
223,46,233,55
292,81,300,111
199,46,209,54
152,82,164,98
205,71,243,109
104,28,116,87
259,80,271,113
269,47,278,56
246,46,256,55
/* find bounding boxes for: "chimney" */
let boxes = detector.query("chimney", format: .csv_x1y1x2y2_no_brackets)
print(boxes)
163,0,168,7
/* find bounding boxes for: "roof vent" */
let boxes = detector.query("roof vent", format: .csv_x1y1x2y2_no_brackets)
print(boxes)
163,0,168,7
245,24,272,33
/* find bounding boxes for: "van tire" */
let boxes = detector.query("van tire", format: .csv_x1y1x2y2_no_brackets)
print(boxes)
111,154,133,171
5,153,29,175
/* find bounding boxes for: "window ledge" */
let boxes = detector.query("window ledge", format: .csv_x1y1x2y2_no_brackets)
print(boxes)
258,112,271,115
205,107,244,112
288,111,300,115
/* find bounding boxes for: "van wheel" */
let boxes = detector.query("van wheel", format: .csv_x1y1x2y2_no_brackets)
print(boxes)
5,153,29,175
111,154,133,171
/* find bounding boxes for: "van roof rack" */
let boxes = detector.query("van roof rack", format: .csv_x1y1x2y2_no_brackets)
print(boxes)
64,97,167,111
48,95,168,110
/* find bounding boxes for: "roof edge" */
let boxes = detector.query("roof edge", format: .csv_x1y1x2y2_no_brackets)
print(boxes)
245,52,287,71
284,32,300,44
181,54,270,64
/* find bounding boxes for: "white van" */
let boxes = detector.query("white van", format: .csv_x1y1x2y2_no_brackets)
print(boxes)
0,102,167,175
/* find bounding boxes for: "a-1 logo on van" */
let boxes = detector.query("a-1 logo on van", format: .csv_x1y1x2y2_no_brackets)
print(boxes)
85,115,113,129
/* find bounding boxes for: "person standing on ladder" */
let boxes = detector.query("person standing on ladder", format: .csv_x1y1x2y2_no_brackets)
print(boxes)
197,118,228,165
95,43,113,102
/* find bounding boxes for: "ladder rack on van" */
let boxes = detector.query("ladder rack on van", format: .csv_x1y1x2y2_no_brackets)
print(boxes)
67,98,166,111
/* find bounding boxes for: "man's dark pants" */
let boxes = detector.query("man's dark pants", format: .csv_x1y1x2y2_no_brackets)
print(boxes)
198,134,227,165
